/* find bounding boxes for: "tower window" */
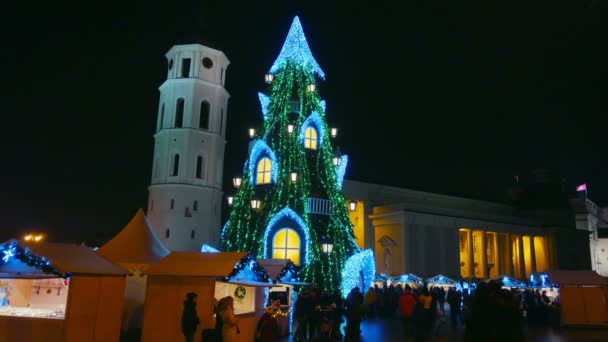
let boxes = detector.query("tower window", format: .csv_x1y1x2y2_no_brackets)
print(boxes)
196,156,204,179
158,103,165,131
220,68,224,85
272,228,301,265
172,154,180,176
168,59,173,70
219,108,224,134
175,98,184,128
165,229,170,239
199,101,210,129
191,230,196,239
304,127,318,150
170,199,175,209
256,157,272,185
193,200,198,211
181,58,191,78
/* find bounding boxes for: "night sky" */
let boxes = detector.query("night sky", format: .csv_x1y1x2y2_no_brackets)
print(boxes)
1,1,606,243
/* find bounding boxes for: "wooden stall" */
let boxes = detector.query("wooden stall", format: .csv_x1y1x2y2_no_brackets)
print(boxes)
96,209,169,338
425,274,458,292
142,252,272,342
392,273,423,289
0,240,127,342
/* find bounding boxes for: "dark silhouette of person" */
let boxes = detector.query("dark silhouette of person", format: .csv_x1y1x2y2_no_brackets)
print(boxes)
182,292,200,342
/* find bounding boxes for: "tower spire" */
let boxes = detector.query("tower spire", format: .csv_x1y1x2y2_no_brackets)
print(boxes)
269,16,325,79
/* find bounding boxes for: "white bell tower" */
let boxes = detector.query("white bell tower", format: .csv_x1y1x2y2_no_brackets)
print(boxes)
147,44,229,251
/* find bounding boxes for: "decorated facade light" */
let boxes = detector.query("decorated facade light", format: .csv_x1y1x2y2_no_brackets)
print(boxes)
232,176,243,188
251,198,262,210
307,83,317,92
320,237,334,254
331,127,338,138
226,195,234,206
290,171,298,183
287,123,295,135
349,200,357,212
264,73,274,84
248,128,256,139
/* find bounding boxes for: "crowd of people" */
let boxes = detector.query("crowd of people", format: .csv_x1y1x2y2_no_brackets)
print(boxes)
184,280,561,342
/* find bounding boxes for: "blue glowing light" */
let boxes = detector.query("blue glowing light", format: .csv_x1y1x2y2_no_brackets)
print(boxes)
262,207,310,264
426,274,457,285
201,244,220,253
2,248,15,263
269,16,325,79
320,100,326,113
258,92,270,119
341,249,375,298
336,155,348,189
300,112,325,148
249,139,278,184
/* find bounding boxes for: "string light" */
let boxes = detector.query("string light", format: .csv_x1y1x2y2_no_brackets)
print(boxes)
258,93,271,119
336,155,348,189
341,250,375,298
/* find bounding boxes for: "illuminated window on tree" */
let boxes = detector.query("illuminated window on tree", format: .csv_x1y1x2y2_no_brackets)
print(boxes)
304,127,318,150
272,228,300,265
256,157,272,184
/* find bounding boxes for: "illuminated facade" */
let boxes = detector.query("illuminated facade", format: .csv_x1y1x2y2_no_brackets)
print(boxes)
344,180,591,280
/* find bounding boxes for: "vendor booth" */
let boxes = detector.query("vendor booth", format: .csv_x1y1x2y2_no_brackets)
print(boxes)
392,273,423,289
527,272,559,301
0,240,127,342
96,209,169,337
543,270,608,326
373,273,392,288
142,251,272,342
494,275,527,290
426,274,459,292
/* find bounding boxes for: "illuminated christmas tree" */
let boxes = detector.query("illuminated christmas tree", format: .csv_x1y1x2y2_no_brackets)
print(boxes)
221,17,373,293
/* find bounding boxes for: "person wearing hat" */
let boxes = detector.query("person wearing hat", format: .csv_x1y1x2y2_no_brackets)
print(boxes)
217,296,240,342
182,292,200,342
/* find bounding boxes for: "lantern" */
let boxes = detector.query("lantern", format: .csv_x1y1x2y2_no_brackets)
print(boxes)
227,196,234,206
290,172,298,183
332,156,341,166
264,73,274,84
307,83,316,92
320,238,334,254
251,198,262,210
349,200,357,212
248,128,256,139
331,127,338,138
232,176,242,188
287,123,295,135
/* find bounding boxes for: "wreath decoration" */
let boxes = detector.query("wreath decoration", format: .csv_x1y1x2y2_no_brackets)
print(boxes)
234,285,246,302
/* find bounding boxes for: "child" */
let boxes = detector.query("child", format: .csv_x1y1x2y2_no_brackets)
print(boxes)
433,309,449,342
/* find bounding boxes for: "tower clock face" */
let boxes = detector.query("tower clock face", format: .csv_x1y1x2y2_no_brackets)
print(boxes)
202,57,213,69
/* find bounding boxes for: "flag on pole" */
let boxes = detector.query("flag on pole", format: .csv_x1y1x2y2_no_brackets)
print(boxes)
576,183,587,192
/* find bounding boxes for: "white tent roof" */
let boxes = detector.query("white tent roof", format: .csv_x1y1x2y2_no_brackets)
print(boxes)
1,240,127,277
97,209,169,265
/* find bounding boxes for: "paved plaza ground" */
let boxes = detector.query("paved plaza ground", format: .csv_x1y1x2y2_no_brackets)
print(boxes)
280,315,608,341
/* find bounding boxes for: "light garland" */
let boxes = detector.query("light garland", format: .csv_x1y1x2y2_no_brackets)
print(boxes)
201,244,220,253
341,249,375,298
223,253,270,283
269,16,325,79
335,155,348,189
320,100,326,113
0,241,66,278
258,92,271,119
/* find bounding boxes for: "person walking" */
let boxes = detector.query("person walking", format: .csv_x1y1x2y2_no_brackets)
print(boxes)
345,287,364,341
181,292,200,342
365,286,376,319
447,287,461,332
399,285,416,339
217,296,240,342
256,306,279,342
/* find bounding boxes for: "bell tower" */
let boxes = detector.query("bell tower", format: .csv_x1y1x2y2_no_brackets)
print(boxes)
147,44,229,251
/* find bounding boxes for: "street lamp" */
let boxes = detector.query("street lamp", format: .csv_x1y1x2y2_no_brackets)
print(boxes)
349,200,357,212
320,238,334,254
34,235,43,242
232,176,242,188
265,73,274,84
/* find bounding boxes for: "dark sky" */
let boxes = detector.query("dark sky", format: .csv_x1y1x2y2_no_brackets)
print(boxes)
1,1,606,243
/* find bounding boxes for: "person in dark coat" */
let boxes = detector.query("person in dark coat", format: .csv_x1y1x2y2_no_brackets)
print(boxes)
256,306,279,342
345,287,364,341
181,292,200,342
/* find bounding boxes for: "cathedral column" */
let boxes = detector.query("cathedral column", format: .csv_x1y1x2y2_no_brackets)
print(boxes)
518,235,526,279
481,230,488,278
467,230,474,277
506,233,513,276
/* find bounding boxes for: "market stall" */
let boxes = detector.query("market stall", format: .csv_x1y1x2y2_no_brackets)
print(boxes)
142,251,272,342
542,270,608,326
373,273,392,288
392,273,423,289
0,240,127,342
96,209,169,337
425,274,459,292
527,272,559,301
493,275,527,290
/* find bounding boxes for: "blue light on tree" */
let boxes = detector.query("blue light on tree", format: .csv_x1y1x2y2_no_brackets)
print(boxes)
320,100,326,113
336,155,348,189
341,249,375,298
258,92,270,119
2,248,15,263
269,16,325,79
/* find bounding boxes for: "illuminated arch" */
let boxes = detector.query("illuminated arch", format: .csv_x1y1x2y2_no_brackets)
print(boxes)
300,112,324,149
272,228,301,265
262,207,310,264
248,140,277,184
